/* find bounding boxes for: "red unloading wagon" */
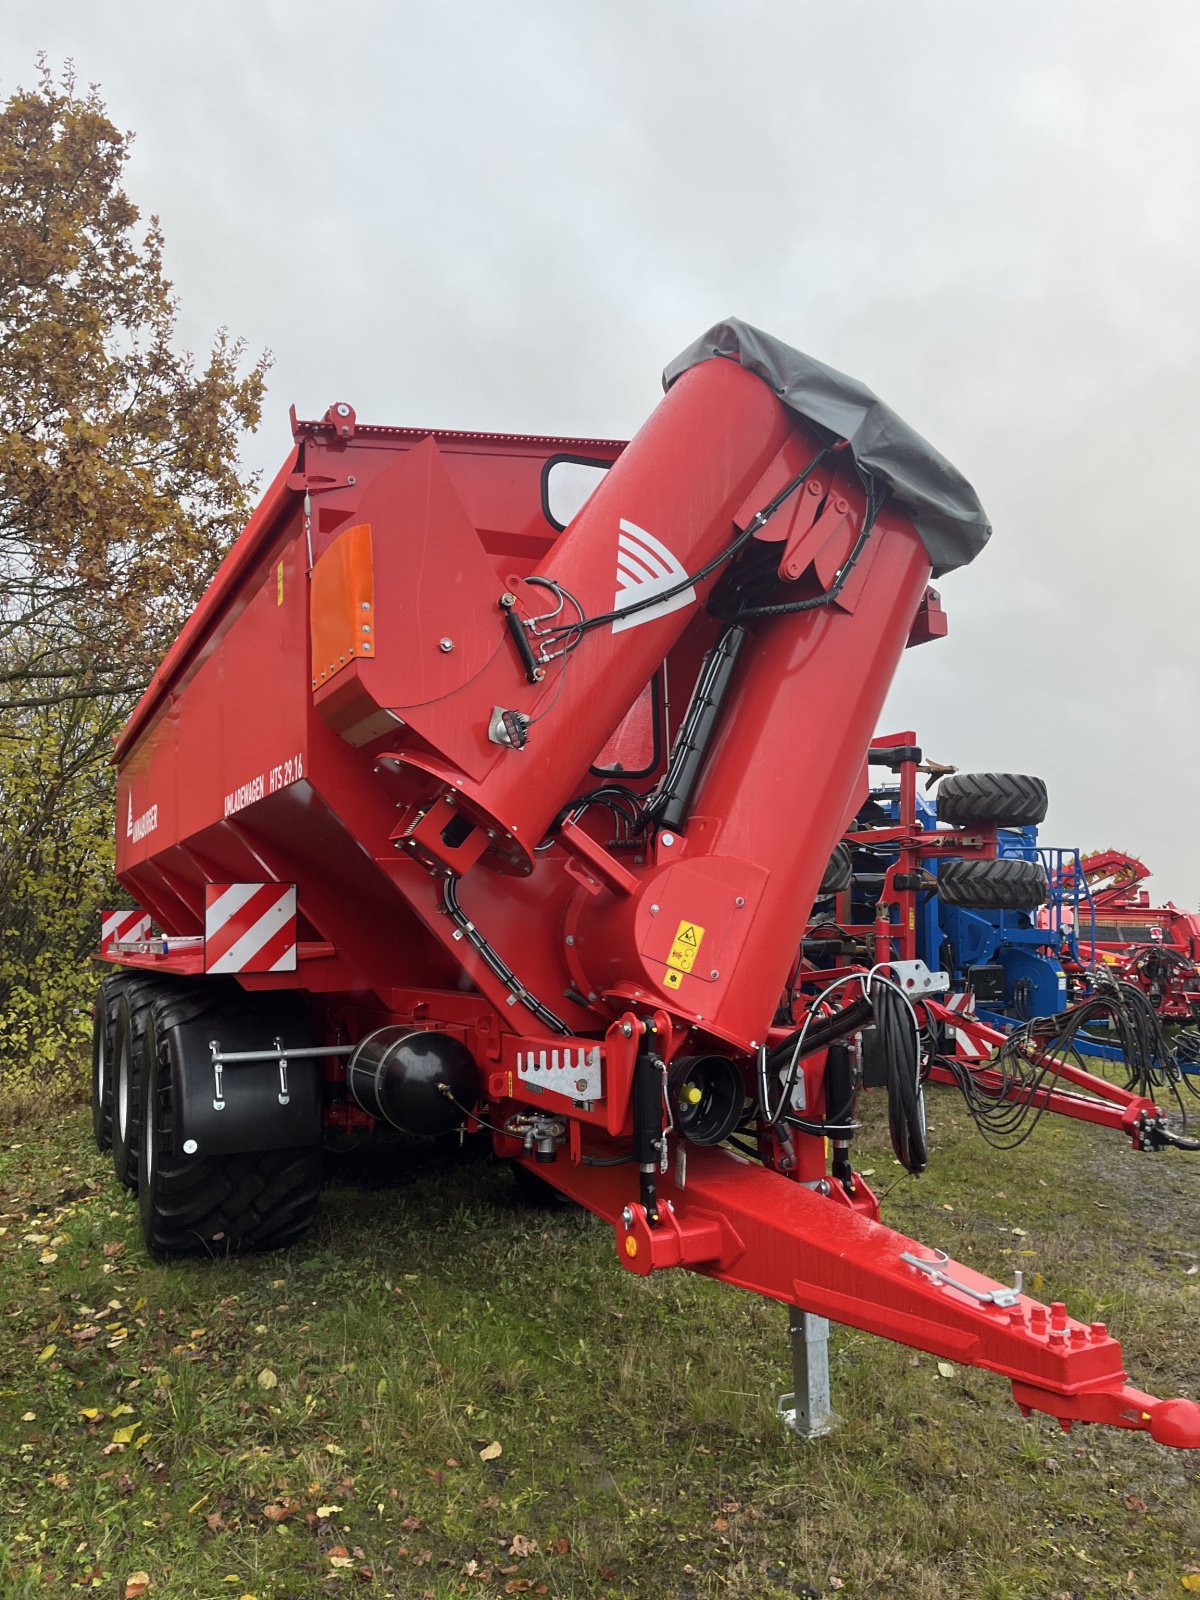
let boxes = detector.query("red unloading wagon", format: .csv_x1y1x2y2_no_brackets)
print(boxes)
93,320,1199,1449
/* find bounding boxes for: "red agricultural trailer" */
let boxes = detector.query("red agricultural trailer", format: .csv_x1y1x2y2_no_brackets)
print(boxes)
93,320,1199,1450
1057,850,1200,1022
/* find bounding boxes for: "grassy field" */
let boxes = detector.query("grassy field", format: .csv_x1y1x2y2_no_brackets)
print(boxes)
1,1090,1196,1600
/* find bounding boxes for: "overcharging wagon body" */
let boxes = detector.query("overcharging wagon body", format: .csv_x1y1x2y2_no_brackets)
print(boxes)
93,320,1200,1450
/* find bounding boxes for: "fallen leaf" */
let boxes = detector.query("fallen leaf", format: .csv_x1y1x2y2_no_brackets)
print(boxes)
263,1500,299,1523
21,1410,35,1422
479,1440,503,1461
504,1583,532,1595
124,1574,151,1599
257,1368,278,1390
1181,1577,1200,1593
936,1360,955,1378
509,1534,537,1558
103,1241,125,1258
49,1472,70,1489
37,1343,56,1362
550,1537,570,1556
39,1250,58,1264
315,1504,341,1519
111,1424,139,1446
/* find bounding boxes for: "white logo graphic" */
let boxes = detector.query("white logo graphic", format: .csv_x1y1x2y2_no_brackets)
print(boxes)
126,790,158,843
612,519,696,634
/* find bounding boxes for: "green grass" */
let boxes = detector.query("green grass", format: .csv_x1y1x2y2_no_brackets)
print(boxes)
0,1093,1196,1599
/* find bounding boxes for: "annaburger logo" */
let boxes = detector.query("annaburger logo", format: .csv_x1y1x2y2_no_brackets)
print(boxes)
612,519,696,634
126,792,158,843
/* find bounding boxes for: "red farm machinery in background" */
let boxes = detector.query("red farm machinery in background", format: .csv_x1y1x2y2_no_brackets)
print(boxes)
1056,850,1200,1023
91,319,1200,1451
801,742,1200,1148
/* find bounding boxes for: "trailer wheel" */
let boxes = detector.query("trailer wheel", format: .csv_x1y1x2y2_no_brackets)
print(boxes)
819,842,853,896
111,977,160,1189
137,988,322,1259
508,1161,573,1210
91,975,125,1153
935,772,1048,827
935,858,1048,910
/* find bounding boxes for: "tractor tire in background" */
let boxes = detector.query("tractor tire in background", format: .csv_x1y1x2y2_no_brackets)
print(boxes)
819,841,853,896
137,984,322,1259
935,857,1048,910
935,772,1048,827
110,975,163,1189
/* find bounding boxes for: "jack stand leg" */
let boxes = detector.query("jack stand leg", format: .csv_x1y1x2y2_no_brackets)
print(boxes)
776,1307,837,1438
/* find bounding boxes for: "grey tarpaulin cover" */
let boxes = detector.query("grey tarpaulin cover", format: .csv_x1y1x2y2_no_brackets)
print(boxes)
664,318,990,577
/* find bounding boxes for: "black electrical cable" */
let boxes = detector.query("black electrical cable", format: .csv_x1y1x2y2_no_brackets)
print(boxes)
872,980,927,1174
934,977,1197,1150
441,876,570,1034
534,447,834,650
717,462,888,624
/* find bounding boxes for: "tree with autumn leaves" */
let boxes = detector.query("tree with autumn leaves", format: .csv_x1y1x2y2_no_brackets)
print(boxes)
0,61,268,1095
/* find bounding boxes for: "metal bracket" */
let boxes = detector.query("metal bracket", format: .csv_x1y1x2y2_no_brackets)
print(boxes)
884,959,950,996
900,1248,1024,1308
777,1308,837,1438
516,1045,602,1103
274,1036,290,1106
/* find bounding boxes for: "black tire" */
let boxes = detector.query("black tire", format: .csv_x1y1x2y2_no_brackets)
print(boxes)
111,976,161,1190
935,773,1048,827
508,1161,573,1210
936,857,1048,910
138,985,322,1259
91,975,124,1153
819,842,853,896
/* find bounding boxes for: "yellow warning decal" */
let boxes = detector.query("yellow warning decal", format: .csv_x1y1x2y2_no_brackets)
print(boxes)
666,919,705,975
663,968,683,989
277,560,285,605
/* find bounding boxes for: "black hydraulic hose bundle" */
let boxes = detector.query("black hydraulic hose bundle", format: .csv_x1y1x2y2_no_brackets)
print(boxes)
936,976,1200,1151
441,876,570,1035
763,985,926,1175
872,981,928,1175
647,624,748,831
633,1040,666,1224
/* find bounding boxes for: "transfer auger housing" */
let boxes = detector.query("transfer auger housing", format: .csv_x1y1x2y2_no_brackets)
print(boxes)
92,319,1200,1450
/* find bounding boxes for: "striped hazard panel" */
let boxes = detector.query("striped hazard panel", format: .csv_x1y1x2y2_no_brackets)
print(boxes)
101,909,153,952
939,990,988,1059
204,883,298,974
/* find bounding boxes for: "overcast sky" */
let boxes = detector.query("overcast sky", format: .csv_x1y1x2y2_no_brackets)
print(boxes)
6,1,1199,904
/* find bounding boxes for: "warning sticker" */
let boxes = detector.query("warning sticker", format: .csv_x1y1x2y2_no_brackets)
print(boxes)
663,968,683,989
666,920,705,975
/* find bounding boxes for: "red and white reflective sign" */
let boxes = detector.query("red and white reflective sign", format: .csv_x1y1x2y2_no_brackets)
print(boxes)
204,883,297,974
101,909,153,952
